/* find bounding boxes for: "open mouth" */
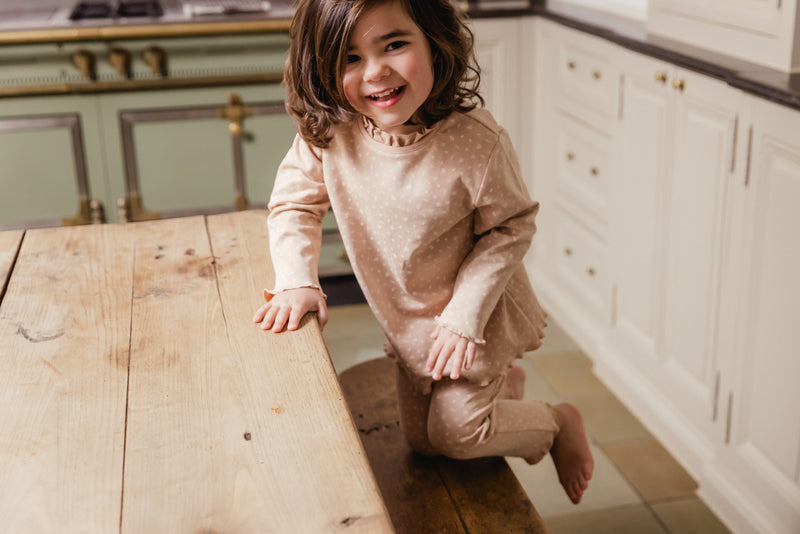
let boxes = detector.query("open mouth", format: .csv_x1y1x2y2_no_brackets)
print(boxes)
369,86,404,101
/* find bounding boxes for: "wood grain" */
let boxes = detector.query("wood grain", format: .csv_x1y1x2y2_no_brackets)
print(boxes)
0,230,24,303
0,224,133,532
121,213,392,533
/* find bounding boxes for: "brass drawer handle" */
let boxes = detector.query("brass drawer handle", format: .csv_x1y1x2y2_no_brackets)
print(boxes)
673,78,686,91
655,71,668,83
587,267,596,277
336,249,349,262
590,166,599,176
592,70,601,80
567,60,576,70
566,151,575,161
564,247,573,256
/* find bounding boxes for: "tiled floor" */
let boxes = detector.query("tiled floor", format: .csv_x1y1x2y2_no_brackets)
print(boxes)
323,303,732,534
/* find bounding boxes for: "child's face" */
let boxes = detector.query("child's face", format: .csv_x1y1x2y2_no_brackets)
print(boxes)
342,1,435,136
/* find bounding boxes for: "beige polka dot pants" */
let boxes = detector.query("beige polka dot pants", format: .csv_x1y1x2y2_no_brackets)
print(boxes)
395,364,559,464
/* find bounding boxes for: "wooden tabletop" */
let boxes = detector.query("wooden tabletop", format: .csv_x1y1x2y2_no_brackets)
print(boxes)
0,211,393,533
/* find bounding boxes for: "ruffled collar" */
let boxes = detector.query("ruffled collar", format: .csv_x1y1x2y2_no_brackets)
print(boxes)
361,116,432,147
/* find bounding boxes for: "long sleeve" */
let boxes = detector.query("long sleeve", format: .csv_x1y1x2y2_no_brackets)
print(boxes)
266,134,331,295
436,130,538,343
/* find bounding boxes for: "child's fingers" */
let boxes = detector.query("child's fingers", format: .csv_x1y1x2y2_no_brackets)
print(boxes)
449,340,467,380
271,305,291,332
429,325,441,340
252,302,270,323
316,299,329,331
464,342,476,370
259,303,278,330
431,339,456,380
287,305,307,331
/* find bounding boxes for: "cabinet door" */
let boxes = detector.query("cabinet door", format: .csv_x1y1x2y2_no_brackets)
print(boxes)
0,96,106,229
612,51,672,365
471,18,521,150
658,68,740,439
98,84,295,222
712,98,800,534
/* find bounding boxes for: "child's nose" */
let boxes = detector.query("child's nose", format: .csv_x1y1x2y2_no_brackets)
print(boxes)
364,60,390,82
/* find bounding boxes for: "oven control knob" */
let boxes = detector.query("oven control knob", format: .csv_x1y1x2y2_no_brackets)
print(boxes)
70,49,96,80
142,45,167,77
108,47,132,78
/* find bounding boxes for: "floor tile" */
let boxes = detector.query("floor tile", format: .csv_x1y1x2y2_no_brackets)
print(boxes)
530,350,607,397
569,390,652,444
601,438,698,502
324,304,385,373
517,355,564,406
508,442,641,518
544,504,668,534
651,496,732,534
536,319,582,355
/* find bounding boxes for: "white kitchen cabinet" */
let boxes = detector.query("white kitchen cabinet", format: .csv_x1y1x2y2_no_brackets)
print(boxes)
647,0,800,72
608,49,743,466
526,19,621,352
471,17,522,151
701,98,800,534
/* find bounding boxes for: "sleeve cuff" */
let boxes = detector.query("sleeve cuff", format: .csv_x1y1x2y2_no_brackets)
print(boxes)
264,285,327,302
434,316,486,345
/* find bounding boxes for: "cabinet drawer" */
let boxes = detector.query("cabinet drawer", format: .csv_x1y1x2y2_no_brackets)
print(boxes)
553,206,607,315
554,110,612,226
553,28,620,122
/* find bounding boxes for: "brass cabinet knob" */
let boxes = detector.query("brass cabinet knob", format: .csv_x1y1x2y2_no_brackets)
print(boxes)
673,78,686,91
142,45,167,76
564,247,573,256
655,71,668,83
587,266,597,277
592,69,602,80
566,151,575,161
70,49,96,80
590,166,599,176
107,47,131,78
567,60,576,70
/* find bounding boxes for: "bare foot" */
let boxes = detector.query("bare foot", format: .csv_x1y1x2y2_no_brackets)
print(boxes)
551,403,594,504
507,365,526,400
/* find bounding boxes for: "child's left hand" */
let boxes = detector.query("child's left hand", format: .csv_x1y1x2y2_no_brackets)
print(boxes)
426,325,477,381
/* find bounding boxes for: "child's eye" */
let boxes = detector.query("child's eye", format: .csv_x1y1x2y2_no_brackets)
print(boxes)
347,54,361,64
386,40,408,52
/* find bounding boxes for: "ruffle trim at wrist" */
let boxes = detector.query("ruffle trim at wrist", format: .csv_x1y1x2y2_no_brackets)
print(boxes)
264,285,327,302
434,316,487,345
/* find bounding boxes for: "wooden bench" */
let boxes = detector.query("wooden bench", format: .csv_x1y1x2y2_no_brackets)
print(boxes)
339,357,550,534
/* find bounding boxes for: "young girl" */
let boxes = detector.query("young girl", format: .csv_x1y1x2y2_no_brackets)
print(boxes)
253,0,594,504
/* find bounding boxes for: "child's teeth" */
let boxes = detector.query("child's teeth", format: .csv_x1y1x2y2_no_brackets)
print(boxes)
372,88,397,99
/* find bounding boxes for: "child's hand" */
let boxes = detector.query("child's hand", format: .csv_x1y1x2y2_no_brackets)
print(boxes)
252,287,328,332
426,325,477,381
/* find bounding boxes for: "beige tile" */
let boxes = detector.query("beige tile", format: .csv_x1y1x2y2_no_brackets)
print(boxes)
517,355,565,405
535,318,582,356
651,496,732,534
602,438,697,502
530,350,607,397
323,303,386,373
508,443,641,518
545,504,668,534
569,390,652,444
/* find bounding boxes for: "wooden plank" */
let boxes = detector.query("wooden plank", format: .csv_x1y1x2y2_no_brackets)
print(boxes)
121,212,392,532
339,357,467,534
0,224,133,532
438,457,550,534
0,230,24,303
204,210,394,533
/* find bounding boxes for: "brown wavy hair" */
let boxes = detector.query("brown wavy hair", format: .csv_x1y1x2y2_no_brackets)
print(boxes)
284,0,483,148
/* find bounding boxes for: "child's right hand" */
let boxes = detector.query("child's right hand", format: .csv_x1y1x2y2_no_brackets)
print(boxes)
252,287,328,332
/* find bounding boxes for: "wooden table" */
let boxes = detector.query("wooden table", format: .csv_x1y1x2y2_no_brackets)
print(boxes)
0,211,393,533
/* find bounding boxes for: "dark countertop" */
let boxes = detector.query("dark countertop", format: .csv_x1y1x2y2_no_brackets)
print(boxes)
467,4,800,111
